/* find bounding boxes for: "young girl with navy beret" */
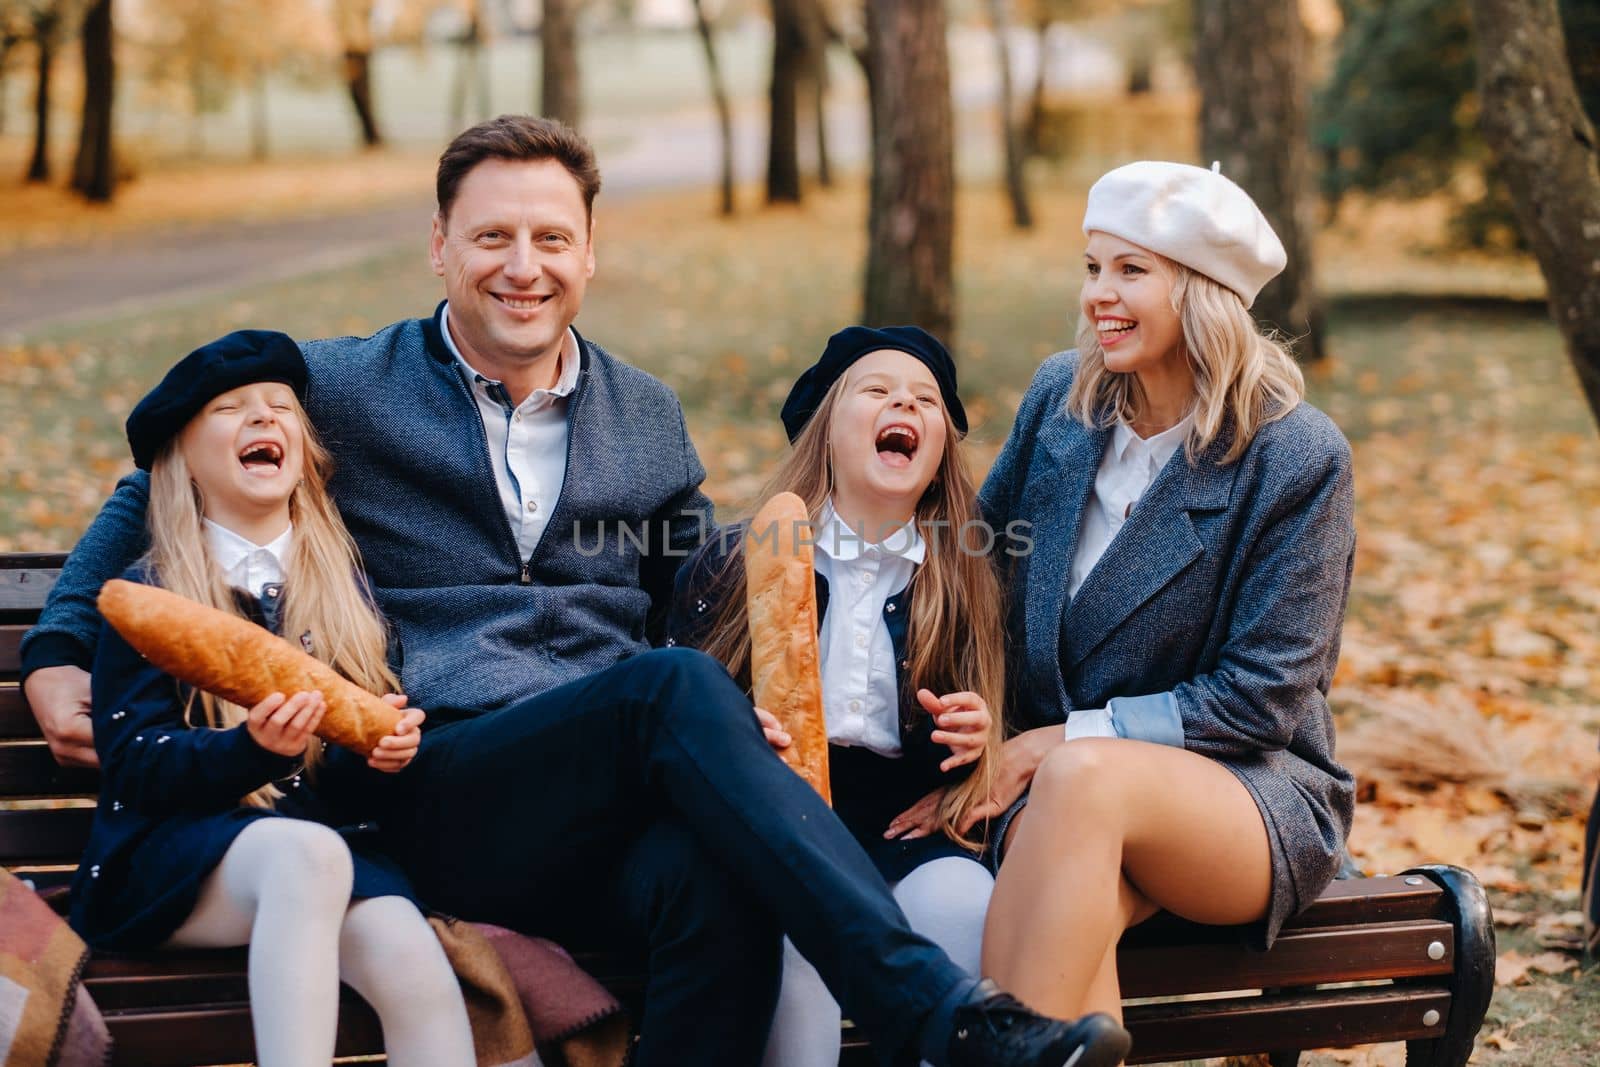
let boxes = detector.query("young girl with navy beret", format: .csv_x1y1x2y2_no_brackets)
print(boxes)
68,331,475,1067
670,326,1127,1067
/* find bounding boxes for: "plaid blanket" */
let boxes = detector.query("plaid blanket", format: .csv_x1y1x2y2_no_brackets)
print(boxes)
0,869,109,1067
432,917,628,1067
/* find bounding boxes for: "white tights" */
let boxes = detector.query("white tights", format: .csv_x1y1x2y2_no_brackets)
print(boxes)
164,818,475,1067
761,855,995,1067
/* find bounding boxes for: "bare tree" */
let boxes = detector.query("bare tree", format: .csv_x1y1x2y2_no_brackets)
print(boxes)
24,1,60,182
691,0,736,215
767,0,806,202
540,0,580,128
0,11,27,137
1194,0,1325,361
986,0,1033,228
863,0,955,339
335,0,382,146
801,0,832,187
452,0,491,129
1471,0,1600,426
71,0,112,201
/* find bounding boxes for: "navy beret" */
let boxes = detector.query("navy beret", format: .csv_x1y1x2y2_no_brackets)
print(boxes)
780,325,967,443
126,330,307,470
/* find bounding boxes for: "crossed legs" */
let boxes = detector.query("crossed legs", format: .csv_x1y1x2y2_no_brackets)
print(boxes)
983,738,1273,1021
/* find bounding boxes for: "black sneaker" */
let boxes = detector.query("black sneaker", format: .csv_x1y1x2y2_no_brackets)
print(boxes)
947,980,1132,1067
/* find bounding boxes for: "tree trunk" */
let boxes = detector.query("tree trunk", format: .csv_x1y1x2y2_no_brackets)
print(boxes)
335,0,382,146
1194,0,1325,362
452,9,484,129
803,0,831,188
691,0,736,216
250,63,270,161
72,0,114,202
863,0,955,340
986,0,1033,228
767,0,805,203
344,49,382,146
0,30,21,138
811,43,832,187
540,0,580,128
1562,0,1600,126
1025,14,1051,158
1471,0,1600,426
26,10,58,183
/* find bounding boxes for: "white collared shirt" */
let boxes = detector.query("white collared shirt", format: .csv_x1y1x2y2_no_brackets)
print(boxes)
441,302,581,561
1068,414,1195,600
813,501,927,757
203,519,292,600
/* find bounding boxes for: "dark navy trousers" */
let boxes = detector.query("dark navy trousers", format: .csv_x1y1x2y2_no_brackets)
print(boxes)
379,648,966,1066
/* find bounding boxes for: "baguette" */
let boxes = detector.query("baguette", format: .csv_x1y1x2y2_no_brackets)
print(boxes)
745,492,831,803
97,579,404,757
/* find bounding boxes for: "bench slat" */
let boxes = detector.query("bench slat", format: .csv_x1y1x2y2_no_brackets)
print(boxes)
101,995,385,1066
0,568,60,613
0,806,94,865
0,742,99,797
0,687,42,740
0,625,27,678
1120,918,1455,997
1122,985,1452,1064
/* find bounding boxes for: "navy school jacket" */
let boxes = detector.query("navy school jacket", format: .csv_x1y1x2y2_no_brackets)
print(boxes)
69,568,413,950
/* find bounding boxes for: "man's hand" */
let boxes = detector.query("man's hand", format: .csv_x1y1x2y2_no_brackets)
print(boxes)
23,665,99,768
368,694,425,773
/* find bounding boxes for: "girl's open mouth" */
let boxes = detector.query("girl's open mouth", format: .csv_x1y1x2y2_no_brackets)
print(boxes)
238,442,283,473
875,425,918,468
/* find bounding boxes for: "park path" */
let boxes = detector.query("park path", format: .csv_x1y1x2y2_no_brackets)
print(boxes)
0,102,859,338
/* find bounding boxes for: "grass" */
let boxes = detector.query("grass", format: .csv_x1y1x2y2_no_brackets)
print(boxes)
1,176,1596,1063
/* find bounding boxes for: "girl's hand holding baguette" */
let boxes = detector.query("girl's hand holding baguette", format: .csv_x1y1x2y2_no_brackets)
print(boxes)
247,690,327,757
366,694,426,773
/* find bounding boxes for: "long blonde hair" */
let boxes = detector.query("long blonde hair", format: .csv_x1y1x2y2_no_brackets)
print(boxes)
696,377,1005,849
1068,260,1304,463
145,397,397,808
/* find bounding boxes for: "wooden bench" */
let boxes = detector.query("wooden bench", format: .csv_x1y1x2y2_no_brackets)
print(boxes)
0,552,1495,1065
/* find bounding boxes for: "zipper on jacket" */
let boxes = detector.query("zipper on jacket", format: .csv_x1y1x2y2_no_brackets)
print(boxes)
520,561,532,585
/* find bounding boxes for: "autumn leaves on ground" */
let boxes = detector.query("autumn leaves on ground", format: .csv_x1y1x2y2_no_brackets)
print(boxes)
1,168,1596,1064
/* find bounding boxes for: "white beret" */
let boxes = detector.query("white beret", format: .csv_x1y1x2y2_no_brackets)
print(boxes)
1082,161,1287,308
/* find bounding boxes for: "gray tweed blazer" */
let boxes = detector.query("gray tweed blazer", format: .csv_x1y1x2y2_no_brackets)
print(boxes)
980,351,1356,944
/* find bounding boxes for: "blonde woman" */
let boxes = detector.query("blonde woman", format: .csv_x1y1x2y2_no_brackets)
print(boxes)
671,326,1128,1067
68,332,476,1067
971,163,1357,1024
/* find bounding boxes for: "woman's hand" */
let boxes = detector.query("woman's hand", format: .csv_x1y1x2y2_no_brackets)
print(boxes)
246,690,325,757
918,689,992,773
753,707,792,753
368,694,426,773
952,725,1062,834
884,786,945,840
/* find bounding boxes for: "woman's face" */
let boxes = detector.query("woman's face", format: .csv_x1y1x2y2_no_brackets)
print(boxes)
179,382,305,531
826,349,948,532
1080,231,1185,377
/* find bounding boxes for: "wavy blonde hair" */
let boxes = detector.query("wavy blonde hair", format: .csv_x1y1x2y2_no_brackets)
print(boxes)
145,397,397,808
695,377,1005,851
1068,258,1304,463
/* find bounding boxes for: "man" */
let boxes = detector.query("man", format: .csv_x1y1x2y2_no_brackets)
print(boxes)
23,116,1130,1067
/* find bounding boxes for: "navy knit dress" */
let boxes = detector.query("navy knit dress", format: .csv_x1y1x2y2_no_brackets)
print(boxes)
68,569,414,951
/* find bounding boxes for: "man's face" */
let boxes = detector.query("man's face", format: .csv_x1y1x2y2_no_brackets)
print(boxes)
430,158,596,370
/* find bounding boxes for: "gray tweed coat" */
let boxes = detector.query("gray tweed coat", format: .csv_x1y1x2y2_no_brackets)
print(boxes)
979,351,1356,945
